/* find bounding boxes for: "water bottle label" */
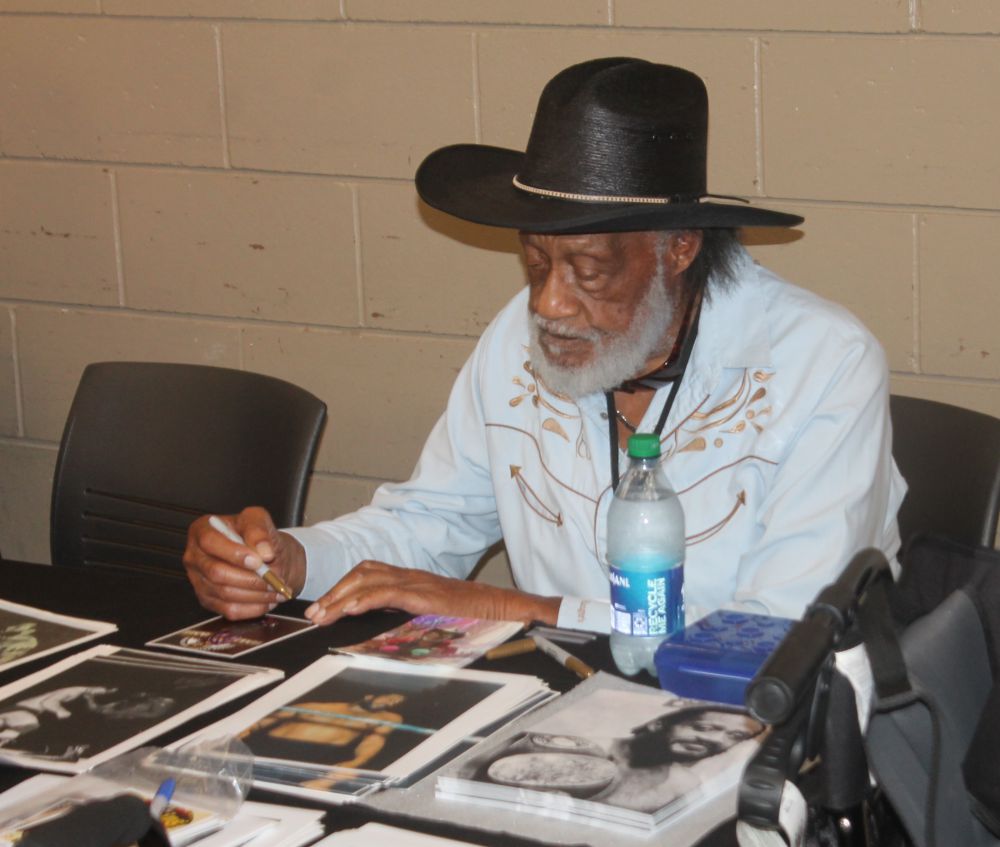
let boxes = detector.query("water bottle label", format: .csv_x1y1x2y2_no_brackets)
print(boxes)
609,563,684,637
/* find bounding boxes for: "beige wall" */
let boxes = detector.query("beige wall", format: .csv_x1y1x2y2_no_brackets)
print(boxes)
1,2,998,570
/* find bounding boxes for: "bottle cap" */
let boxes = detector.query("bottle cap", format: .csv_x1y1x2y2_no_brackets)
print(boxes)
626,433,661,458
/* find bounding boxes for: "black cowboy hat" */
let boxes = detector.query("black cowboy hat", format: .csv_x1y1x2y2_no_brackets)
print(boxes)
416,57,802,234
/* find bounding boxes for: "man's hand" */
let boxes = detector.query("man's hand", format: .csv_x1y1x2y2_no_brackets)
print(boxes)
304,561,560,627
183,506,307,620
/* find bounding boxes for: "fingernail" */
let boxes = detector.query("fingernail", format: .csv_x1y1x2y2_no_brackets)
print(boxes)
257,542,275,561
245,555,264,570
305,603,318,618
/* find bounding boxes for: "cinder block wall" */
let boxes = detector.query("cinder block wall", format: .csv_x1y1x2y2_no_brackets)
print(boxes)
1,2,998,570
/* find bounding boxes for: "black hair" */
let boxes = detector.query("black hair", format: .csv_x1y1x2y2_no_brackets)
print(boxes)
623,703,764,769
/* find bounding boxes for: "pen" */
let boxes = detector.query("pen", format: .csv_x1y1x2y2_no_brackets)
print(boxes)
149,777,176,820
208,515,294,600
484,637,538,661
530,632,595,680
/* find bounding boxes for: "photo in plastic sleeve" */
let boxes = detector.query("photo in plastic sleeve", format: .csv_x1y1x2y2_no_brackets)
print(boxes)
0,601,115,672
337,615,522,667
449,688,764,818
0,652,260,765
147,614,316,659
239,663,504,781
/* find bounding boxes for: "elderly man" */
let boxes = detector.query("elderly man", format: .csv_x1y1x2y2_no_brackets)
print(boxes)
184,58,905,633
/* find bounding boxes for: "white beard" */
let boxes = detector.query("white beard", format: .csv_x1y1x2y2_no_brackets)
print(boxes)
528,264,674,400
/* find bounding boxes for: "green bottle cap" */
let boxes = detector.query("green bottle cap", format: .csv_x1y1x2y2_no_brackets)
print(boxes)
627,433,661,458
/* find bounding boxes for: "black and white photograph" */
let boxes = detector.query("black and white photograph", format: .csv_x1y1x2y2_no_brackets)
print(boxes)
438,681,765,832
0,645,283,773
0,600,116,672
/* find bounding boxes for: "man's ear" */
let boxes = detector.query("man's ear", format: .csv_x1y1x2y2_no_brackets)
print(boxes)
665,230,703,277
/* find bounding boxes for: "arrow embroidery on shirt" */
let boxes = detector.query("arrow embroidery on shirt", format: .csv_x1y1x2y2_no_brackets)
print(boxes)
686,490,747,546
509,465,563,526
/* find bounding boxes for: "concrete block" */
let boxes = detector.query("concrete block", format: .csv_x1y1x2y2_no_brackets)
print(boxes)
103,0,343,18
15,306,241,441
762,36,1000,208
616,0,909,32
242,325,474,479
746,204,914,371
224,23,474,177
0,162,118,306
347,0,608,25
0,17,224,166
118,168,358,325
361,182,523,335
919,213,1000,379
0,443,57,565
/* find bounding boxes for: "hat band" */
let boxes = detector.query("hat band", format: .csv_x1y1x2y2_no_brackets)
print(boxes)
512,174,691,205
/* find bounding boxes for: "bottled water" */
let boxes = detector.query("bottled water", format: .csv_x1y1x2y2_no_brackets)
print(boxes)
607,433,685,676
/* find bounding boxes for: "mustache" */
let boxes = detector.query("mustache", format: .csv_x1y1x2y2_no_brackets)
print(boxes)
531,315,603,343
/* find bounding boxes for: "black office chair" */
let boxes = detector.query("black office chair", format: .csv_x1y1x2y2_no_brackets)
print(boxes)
50,362,327,576
738,546,1000,847
889,395,1000,550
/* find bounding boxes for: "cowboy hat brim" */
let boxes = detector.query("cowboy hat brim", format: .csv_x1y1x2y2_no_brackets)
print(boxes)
415,144,803,233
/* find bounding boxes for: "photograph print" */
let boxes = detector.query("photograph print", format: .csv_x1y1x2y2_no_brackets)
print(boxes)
148,614,316,658
451,687,764,820
0,601,115,672
239,663,504,779
0,651,256,764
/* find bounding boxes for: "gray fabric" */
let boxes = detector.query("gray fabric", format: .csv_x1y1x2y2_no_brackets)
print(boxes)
867,589,998,847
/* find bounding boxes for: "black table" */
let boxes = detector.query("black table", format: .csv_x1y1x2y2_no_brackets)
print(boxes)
0,560,736,846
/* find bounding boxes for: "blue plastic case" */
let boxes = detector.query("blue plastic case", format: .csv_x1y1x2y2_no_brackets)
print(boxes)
653,610,795,705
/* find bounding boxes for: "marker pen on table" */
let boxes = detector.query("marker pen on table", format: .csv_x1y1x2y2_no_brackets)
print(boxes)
149,777,176,820
208,515,294,600
530,632,595,680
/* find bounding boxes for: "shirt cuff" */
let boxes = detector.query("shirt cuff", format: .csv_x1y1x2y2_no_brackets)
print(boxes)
557,597,610,634
280,525,351,602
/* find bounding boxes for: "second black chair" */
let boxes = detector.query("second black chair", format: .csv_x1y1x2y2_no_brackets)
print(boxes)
51,361,327,576
889,394,1000,550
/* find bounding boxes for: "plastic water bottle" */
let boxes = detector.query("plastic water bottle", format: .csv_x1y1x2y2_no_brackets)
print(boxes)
608,433,685,676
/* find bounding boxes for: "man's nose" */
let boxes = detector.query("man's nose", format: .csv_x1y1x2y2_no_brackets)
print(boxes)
531,267,579,321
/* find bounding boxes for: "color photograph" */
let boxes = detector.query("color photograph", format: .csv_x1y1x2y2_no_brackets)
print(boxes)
0,601,116,672
148,614,316,659
240,663,503,775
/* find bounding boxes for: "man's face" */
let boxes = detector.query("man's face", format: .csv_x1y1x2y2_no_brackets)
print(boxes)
521,230,694,399
662,709,759,760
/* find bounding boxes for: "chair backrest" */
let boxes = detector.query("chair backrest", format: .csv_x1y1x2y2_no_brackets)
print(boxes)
866,588,998,847
50,362,327,576
889,394,1000,549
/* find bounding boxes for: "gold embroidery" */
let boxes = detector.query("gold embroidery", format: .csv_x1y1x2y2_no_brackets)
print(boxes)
542,418,570,442
678,436,707,453
680,368,773,449
509,464,563,526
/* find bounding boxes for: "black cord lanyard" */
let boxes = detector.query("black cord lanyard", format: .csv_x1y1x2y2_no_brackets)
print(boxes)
605,303,702,491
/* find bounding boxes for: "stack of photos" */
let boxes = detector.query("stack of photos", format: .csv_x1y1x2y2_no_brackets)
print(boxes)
147,614,317,660
176,654,555,804
336,615,523,667
435,675,765,835
0,644,283,774
0,599,116,672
